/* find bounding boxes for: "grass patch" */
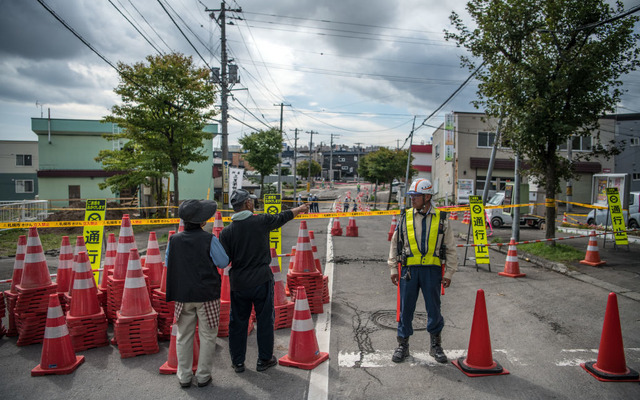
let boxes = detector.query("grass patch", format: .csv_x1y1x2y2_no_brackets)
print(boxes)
519,242,584,263
0,229,63,257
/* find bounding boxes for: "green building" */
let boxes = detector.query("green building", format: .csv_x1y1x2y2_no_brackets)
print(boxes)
31,118,216,207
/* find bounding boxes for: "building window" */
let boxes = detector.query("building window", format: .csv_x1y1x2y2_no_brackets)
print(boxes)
112,140,124,150
630,137,640,146
633,173,640,181
338,157,346,162
16,154,32,166
353,156,358,161
16,180,34,193
559,136,592,151
477,132,496,148
341,166,348,171
435,144,440,159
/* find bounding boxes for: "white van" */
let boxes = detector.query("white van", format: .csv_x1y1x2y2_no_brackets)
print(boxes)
586,191,640,227
485,192,545,229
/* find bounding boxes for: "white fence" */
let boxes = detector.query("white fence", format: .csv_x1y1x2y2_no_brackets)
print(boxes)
0,200,50,225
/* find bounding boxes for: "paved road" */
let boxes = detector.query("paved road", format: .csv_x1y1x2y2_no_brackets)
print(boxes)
1,186,639,399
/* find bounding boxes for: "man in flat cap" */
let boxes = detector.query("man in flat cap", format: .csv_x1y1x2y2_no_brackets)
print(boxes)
219,189,308,373
165,199,229,388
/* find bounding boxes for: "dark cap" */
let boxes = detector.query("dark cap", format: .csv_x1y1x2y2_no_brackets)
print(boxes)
178,199,217,224
230,188,257,207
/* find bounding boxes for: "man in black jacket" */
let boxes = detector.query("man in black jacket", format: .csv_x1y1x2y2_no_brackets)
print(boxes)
219,189,308,373
165,199,229,388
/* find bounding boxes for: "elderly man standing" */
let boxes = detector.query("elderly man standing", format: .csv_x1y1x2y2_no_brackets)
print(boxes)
219,189,309,373
165,199,229,388
388,179,458,364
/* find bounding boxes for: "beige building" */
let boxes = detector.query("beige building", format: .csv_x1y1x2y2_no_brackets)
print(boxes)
431,112,614,205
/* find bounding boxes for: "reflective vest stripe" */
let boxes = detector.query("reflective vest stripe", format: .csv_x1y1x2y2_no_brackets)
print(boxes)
405,208,441,266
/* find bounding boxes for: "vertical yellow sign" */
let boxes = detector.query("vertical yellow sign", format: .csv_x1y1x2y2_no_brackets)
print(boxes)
83,199,107,284
263,194,282,269
606,188,628,246
468,196,490,265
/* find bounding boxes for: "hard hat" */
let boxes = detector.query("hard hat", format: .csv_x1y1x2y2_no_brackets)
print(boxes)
407,179,434,195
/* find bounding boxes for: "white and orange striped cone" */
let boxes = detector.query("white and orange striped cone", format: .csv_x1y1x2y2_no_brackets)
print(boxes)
462,210,471,224
220,265,231,303
580,231,606,267
120,248,154,317
99,233,117,291
388,215,397,241
331,218,343,236
498,238,526,278
160,230,176,294
278,286,329,370
8,235,26,293
68,252,102,317
66,235,88,301
291,221,320,275
309,231,329,304
55,236,74,294
145,232,163,288
271,248,294,330
346,216,359,237
212,211,224,238
450,211,459,221
562,213,568,225
178,219,185,233
31,294,85,376
20,227,53,289
308,231,323,274
113,214,136,280
159,323,199,374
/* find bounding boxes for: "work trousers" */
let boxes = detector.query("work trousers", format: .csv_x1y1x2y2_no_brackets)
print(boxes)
229,280,275,365
397,266,444,338
176,302,219,384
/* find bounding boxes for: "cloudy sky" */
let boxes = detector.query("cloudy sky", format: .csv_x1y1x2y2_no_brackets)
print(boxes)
1,0,639,150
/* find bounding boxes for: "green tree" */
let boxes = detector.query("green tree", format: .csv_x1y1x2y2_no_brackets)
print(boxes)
97,52,216,214
359,148,415,210
296,160,322,179
238,128,281,194
445,0,639,239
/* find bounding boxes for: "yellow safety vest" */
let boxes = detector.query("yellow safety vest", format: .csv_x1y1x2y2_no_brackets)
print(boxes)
405,208,442,267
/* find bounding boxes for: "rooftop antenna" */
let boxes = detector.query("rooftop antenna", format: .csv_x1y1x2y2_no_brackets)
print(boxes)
35,101,44,118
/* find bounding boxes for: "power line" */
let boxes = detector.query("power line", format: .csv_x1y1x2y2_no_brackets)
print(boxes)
109,0,164,55
127,0,174,53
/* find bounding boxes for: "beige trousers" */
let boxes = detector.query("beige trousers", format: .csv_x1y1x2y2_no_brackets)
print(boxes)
176,302,219,384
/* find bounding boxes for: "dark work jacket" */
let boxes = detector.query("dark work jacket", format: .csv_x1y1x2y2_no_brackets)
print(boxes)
166,229,221,302
219,211,294,292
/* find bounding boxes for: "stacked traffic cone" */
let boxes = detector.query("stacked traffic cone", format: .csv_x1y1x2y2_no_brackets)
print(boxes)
3,235,26,337
159,322,200,374
278,286,329,370
55,236,74,313
212,211,224,238
452,289,509,377
581,293,639,382
63,236,87,309
107,214,137,322
271,248,294,330
178,219,185,232
331,218,343,236
114,248,159,358
580,231,606,267
388,215,397,241
217,266,231,337
0,292,6,338
309,231,329,304
31,294,84,376
287,221,323,314
145,232,163,288
346,217,359,237
285,246,296,297
99,233,117,291
498,239,526,278
15,227,58,346
66,251,108,351
462,210,471,224
152,231,175,340
450,211,458,221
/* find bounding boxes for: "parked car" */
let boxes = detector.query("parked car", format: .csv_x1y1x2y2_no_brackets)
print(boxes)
586,191,640,226
485,192,544,229
628,212,639,229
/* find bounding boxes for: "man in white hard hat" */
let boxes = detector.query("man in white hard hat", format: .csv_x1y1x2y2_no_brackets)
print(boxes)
387,178,458,364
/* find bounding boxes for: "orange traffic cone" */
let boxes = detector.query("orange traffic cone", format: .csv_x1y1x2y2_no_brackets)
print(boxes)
8,235,27,293
31,294,85,376
581,293,639,382
212,211,224,238
178,219,185,232
462,210,471,224
113,214,136,280
291,221,321,275
308,231,323,274
20,227,53,288
278,286,329,370
498,239,526,278
68,252,101,317
271,248,294,330
388,215,397,241
159,323,199,374
145,232,163,287
120,248,154,316
56,236,74,294
220,265,231,303
346,217,359,237
452,289,509,377
160,231,176,294
331,218,343,236
99,233,117,291
562,213,568,224
580,231,606,267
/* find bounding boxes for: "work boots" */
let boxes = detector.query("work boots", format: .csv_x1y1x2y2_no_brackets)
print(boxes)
392,336,409,363
429,333,447,363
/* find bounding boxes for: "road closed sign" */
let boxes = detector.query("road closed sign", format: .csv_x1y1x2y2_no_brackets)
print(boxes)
264,194,283,268
468,196,490,265
606,187,628,246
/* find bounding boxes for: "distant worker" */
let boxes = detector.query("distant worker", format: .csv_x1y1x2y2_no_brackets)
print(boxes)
313,194,319,213
297,193,303,207
343,197,350,213
357,183,361,193
387,178,458,364
352,199,357,212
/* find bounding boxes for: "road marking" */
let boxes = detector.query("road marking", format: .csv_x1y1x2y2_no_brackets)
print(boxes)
307,219,335,400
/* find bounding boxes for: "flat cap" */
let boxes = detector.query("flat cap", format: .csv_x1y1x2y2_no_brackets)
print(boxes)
178,199,217,224
230,188,257,207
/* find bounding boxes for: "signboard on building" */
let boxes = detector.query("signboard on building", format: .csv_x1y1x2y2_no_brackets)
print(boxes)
444,113,455,162
228,167,244,209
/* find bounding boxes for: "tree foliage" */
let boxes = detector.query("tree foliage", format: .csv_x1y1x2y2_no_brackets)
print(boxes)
359,148,415,210
238,128,281,193
445,0,639,238
296,160,322,179
97,52,216,214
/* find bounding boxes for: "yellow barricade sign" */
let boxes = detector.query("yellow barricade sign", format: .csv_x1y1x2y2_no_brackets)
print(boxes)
264,194,282,269
468,196,490,264
83,199,107,284
606,188,628,246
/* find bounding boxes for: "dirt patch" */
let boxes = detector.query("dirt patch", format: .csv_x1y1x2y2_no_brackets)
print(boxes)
45,201,136,234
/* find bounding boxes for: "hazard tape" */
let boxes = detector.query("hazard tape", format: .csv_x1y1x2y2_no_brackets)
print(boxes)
456,228,639,248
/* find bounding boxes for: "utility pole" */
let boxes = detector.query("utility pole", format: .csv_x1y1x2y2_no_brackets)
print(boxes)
291,128,299,200
354,142,363,182
274,103,290,196
306,130,315,191
329,133,340,186
207,2,241,202
566,137,573,213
